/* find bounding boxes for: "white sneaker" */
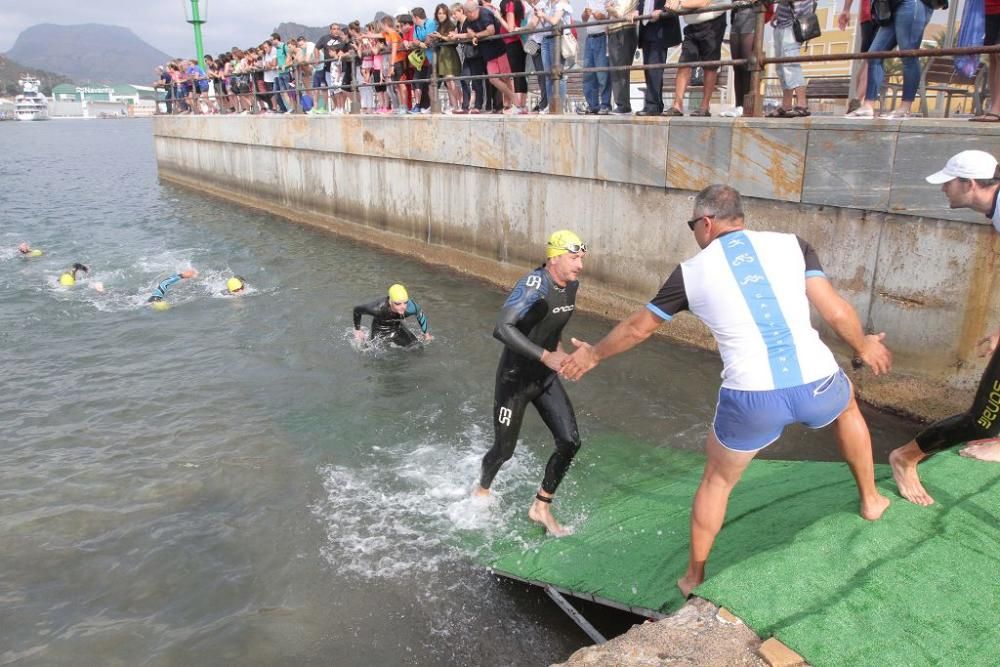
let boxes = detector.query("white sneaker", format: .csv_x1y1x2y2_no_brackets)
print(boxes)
844,107,875,118
719,106,743,118
883,107,911,120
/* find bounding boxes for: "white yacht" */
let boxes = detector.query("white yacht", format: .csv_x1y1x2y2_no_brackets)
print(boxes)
15,76,50,121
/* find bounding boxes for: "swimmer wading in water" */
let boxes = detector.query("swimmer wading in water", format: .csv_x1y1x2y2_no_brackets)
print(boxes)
353,284,433,347
473,230,587,537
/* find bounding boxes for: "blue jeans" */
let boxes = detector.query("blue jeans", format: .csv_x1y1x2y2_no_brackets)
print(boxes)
273,72,291,112
865,0,932,103
583,34,611,110
541,37,567,107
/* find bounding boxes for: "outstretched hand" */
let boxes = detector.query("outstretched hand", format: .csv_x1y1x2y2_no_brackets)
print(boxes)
559,337,598,381
541,348,569,373
180,269,198,279
353,329,366,343
857,332,891,376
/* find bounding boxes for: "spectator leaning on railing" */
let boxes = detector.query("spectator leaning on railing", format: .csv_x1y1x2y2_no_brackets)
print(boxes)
766,0,812,118
664,0,728,117
464,0,518,113
635,0,681,116
606,0,640,114
845,0,945,119
580,0,613,114
838,0,876,114
971,0,1000,122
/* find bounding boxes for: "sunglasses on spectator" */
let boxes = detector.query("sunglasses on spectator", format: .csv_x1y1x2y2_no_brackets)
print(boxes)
686,214,714,231
548,242,588,254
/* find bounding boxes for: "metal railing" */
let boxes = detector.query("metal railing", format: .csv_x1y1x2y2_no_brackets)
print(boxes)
154,1,999,118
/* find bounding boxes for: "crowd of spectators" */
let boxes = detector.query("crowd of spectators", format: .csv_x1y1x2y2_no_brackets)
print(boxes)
155,0,997,120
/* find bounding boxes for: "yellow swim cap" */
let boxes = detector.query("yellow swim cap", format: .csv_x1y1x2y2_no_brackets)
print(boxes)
546,230,586,258
59,273,76,287
226,277,245,293
151,300,171,311
388,283,409,303
30,249,43,257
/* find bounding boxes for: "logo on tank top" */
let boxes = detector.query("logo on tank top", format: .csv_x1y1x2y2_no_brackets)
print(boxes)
498,407,513,426
551,305,575,313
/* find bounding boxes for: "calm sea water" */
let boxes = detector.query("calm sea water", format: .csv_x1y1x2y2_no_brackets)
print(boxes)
0,119,918,666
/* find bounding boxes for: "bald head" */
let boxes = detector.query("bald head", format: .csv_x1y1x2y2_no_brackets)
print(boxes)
464,0,479,16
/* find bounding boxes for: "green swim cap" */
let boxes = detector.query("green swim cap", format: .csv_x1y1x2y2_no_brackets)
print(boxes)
388,284,409,303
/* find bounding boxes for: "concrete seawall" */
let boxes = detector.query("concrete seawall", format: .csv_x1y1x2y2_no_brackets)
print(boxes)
153,115,1000,419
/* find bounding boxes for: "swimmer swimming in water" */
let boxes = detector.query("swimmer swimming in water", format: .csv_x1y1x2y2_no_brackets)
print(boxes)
225,276,247,295
59,263,89,287
148,269,198,309
353,284,433,347
18,242,43,257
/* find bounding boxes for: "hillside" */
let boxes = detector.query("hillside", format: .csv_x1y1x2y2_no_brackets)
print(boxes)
5,24,173,85
0,56,72,97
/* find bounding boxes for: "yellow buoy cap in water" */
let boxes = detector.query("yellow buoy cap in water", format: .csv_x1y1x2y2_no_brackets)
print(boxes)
388,283,409,303
226,277,245,293
151,300,170,311
59,273,75,287
30,249,43,257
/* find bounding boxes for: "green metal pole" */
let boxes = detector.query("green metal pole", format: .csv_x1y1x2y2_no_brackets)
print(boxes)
189,0,207,70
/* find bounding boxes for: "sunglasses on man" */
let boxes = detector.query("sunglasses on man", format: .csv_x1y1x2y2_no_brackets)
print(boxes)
686,214,715,231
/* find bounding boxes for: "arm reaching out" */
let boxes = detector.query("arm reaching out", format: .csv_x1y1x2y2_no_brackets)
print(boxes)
805,276,892,375
560,308,664,380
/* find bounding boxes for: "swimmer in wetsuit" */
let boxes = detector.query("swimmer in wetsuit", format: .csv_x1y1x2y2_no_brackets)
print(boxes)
18,242,43,257
353,284,433,347
225,276,247,295
59,263,89,287
473,230,587,537
147,269,197,308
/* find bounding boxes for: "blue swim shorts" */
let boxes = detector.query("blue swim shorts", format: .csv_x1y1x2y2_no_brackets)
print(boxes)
713,370,851,452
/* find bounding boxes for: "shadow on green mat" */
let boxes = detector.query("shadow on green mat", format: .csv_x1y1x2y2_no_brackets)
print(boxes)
484,437,1000,667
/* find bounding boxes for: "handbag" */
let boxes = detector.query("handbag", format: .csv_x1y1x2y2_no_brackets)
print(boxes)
955,0,984,78
524,38,540,56
791,0,822,43
408,49,426,70
560,28,577,59
872,0,893,26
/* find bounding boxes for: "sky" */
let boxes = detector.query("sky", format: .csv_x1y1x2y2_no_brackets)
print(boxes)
0,0,474,58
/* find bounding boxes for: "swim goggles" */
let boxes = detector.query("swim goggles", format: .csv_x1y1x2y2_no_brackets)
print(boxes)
547,241,588,254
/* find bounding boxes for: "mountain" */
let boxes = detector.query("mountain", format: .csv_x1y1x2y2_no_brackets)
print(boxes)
5,24,173,85
0,55,73,97
272,23,336,44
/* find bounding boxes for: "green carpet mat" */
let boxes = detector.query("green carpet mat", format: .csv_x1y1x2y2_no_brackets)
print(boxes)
485,437,1000,666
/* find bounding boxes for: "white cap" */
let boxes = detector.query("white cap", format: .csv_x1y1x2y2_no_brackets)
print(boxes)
926,150,998,184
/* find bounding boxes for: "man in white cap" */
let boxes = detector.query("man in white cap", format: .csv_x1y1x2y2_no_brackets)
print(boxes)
889,150,1000,506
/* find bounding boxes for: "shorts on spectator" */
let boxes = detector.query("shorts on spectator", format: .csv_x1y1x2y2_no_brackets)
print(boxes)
773,26,805,90
373,70,387,93
987,14,1000,47
486,53,512,76
325,71,340,92
505,41,528,94
393,61,406,81
312,70,327,91
713,370,851,452
730,6,756,34
679,15,726,69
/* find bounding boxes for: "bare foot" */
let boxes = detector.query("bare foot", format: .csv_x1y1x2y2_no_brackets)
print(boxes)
889,447,935,506
528,500,573,537
959,439,1000,462
472,485,490,498
860,493,890,521
677,574,701,598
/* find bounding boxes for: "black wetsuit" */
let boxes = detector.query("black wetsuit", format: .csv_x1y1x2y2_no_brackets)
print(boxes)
916,345,1000,454
480,266,581,494
353,297,428,347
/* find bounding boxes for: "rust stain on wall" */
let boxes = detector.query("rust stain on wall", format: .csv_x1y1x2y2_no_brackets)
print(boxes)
956,229,1000,360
